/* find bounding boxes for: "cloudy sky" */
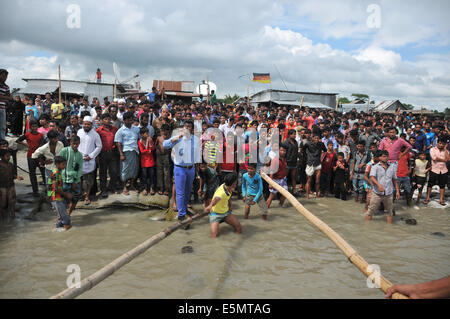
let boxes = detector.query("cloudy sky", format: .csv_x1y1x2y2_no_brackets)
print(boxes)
1,0,449,110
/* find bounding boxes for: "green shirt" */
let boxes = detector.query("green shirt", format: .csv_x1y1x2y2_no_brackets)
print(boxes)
48,168,63,201
58,146,83,184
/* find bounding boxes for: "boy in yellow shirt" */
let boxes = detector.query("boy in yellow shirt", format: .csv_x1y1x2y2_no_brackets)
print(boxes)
204,173,242,238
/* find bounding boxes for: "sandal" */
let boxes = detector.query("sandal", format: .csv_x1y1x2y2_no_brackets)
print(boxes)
439,201,446,206
84,199,91,205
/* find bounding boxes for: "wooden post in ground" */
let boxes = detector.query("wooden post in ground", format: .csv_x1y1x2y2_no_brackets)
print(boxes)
50,210,208,299
206,75,210,104
114,79,117,100
58,65,62,103
260,173,409,300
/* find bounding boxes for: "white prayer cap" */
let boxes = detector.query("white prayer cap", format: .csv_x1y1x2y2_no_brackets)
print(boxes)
83,116,93,123
294,109,299,112
118,99,126,104
113,98,119,102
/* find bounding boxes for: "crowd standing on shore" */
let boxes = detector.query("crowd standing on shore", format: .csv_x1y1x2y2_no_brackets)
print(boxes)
0,68,449,234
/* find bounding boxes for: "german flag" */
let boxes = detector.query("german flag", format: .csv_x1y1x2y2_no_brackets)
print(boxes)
252,73,271,84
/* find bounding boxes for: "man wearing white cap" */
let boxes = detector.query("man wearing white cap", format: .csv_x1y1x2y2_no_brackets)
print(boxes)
77,116,102,205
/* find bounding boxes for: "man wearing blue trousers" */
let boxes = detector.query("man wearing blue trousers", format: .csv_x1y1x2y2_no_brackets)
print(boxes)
163,120,201,222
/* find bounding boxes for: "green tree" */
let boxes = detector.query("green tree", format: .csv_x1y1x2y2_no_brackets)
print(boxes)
403,103,415,110
351,93,369,101
339,97,351,104
222,93,240,104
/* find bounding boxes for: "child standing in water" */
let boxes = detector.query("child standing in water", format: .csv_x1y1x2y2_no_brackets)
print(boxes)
266,144,288,208
333,152,349,201
49,156,73,230
413,152,431,205
205,173,241,238
0,149,22,219
242,163,268,220
363,151,379,212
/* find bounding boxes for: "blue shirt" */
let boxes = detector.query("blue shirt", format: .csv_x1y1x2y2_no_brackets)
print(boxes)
146,92,157,102
322,136,338,149
411,132,427,152
26,105,39,118
114,125,140,153
163,134,201,166
242,172,263,203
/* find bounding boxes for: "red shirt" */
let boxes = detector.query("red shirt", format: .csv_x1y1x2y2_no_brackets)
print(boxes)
96,125,118,152
221,143,235,172
397,152,410,177
303,116,315,130
25,132,43,157
138,139,155,167
321,151,335,173
272,157,287,179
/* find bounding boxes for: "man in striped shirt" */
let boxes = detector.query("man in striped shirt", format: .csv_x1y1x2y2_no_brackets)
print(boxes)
0,69,13,140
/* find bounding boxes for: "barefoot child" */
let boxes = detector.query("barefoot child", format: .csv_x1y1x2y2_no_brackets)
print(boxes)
333,152,349,201
363,151,380,212
412,152,430,205
156,124,171,196
266,144,288,208
242,163,268,220
0,149,23,219
205,173,241,238
138,127,156,195
49,156,73,230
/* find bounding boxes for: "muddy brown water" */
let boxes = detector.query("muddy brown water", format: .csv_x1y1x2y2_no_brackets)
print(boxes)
0,151,449,299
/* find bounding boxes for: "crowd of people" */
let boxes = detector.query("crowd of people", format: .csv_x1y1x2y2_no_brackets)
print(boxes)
0,68,449,235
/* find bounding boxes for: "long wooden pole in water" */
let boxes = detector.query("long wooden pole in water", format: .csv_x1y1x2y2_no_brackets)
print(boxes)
50,211,208,299
260,173,408,299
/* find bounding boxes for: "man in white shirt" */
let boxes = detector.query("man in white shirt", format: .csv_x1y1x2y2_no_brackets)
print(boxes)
220,117,236,137
78,116,102,205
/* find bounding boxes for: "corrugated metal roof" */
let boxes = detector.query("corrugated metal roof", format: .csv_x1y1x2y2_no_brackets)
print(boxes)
153,80,195,93
17,83,59,94
61,81,87,95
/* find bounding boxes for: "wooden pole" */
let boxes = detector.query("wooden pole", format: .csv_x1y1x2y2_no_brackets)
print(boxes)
58,65,62,103
247,84,250,108
260,173,409,299
299,96,304,109
206,75,210,104
366,97,370,113
335,95,339,112
50,211,208,299
114,79,117,100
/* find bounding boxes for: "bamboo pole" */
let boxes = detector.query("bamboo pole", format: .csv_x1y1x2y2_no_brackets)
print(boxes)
299,96,304,109
58,65,62,103
206,75,210,104
366,97,370,113
260,173,408,299
50,210,208,299
113,79,117,100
